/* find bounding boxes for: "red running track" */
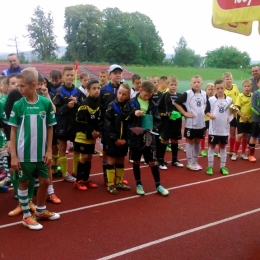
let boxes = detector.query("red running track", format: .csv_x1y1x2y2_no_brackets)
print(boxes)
1,140,260,259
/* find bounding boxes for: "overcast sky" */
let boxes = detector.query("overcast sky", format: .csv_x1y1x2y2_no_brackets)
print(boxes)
1,0,260,61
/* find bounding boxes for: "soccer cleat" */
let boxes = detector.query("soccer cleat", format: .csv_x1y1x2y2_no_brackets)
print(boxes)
64,173,76,182
248,156,256,162
122,178,129,185
47,194,61,204
171,160,184,167
159,163,167,170
84,180,98,188
107,185,118,195
8,204,23,216
116,183,131,190
217,153,220,158
187,163,200,171
156,185,169,196
206,166,213,175
240,154,248,160
194,163,202,170
220,167,229,175
34,210,60,220
0,177,11,187
200,150,207,157
231,154,238,161
178,146,184,151
74,180,87,191
29,201,36,212
136,184,145,195
214,153,218,157
0,186,8,192
22,216,43,230
227,152,234,156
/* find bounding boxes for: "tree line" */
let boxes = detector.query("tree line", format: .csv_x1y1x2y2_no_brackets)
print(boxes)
25,5,252,69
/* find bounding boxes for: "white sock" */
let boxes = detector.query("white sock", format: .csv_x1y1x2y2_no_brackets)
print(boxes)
193,143,200,164
47,184,54,195
220,148,227,167
208,147,214,167
185,143,193,164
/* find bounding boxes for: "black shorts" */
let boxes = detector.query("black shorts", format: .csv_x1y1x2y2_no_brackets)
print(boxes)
74,142,95,154
105,142,128,158
184,128,204,139
209,135,228,145
203,120,209,130
251,122,260,137
57,135,76,142
237,122,251,135
129,147,157,163
230,117,237,127
160,118,182,140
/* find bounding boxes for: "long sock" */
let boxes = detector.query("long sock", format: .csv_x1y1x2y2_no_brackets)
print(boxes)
220,148,227,167
18,189,30,218
73,153,80,176
76,162,85,182
106,164,115,186
3,157,10,177
151,165,160,188
171,143,178,162
34,178,39,188
249,144,255,156
52,153,59,166
241,139,247,154
115,163,124,184
102,160,107,180
193,143,200,164
208,147,214,167
83,161,91,181
158,143,167,163
47,184,54,195
28,177,35,201
233,141,241,154
133,163,141,185
185,143,193,164
200,138,205,150
59,156,68,178
229,137,235,152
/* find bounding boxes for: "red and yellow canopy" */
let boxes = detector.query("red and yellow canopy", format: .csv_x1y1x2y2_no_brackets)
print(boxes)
212,0,260,35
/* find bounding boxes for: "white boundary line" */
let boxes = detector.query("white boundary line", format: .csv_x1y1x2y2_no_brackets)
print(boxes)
97,208,260,260
1,167,259,230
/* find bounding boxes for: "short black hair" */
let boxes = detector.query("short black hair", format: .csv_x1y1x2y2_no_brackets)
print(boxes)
87,79,99,90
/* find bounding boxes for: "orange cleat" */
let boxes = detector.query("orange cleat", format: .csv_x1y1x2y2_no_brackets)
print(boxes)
248,156,256,162
47,194,61,204
84,180,97,188
74,180,87,191
8,204,23,216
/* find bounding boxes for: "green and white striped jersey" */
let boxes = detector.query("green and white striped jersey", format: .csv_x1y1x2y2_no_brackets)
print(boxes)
8,95,56,162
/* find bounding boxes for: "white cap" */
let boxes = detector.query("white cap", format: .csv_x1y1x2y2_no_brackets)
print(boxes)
109,64,123,73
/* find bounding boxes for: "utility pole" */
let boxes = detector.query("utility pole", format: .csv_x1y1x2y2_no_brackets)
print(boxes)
7,36,20,58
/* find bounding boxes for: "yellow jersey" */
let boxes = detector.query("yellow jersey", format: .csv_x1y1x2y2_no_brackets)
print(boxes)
224,84,240,102
235,92,252,123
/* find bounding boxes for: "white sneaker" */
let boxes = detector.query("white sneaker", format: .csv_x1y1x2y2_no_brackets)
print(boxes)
64,173,76,182
187,163,200,171
231,153,238,161
172,161,184,167
159,163,167,170
194,163,202,170
140,157,145,163
240,154,248,160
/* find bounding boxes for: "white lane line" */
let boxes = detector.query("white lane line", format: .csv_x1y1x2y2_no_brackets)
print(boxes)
97,208,260,260
1,167,260,230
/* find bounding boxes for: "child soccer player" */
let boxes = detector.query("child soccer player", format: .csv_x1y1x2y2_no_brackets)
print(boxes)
158,76,168,93
53,66,85,182
150,75,162,105
74,79,101,190
78,72,90,97
130,74,142,98
157,76,183,169
205,80,233,175
200,83,214,157
128,80,169,196
99,70,108,87
104,83,131,194
231,79,253,161
223,72,240,155
9,70,60,230
248,75,260,162
174,75,207,171
100,64,128,186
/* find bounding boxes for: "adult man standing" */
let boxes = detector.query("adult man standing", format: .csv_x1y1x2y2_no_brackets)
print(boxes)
1,53,23,76
250,65,260,92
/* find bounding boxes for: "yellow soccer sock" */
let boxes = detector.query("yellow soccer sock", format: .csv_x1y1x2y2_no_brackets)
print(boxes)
106,164,115,186
52,153,59,166
73,153,80,176
59,156,68,178
115,164,124,184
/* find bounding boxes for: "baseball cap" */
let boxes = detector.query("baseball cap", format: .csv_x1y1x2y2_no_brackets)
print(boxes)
109,64,123,73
